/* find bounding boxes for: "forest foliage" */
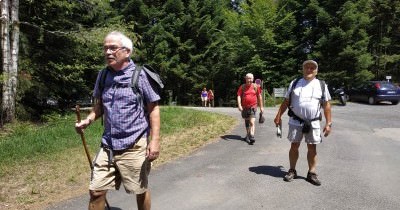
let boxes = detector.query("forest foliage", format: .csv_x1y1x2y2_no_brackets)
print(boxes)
2,0,400,121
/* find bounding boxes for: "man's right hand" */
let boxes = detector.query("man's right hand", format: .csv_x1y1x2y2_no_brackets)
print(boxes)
274,117,281,126
75,118,91,134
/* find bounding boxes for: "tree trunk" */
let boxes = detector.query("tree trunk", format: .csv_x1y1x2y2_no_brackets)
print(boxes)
1,0,11,124
10,0,20,121
1,0,18,125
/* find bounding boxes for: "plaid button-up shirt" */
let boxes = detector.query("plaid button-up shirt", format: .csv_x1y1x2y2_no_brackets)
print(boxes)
93,60,160,150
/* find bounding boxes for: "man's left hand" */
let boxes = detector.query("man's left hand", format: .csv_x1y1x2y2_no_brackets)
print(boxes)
146,139,160,162
323,125,331,137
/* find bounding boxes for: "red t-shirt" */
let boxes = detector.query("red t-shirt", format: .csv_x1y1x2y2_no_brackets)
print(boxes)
237,83,261,108
207,91,214,100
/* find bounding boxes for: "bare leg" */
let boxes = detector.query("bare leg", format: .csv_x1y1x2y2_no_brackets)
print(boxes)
137,191,151,210
289,143,300,170
244,119,249,136
249,117,256,136
307,144,317,173
88,190,107,210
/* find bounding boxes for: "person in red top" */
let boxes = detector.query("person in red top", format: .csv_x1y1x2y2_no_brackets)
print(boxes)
207,89,214,107
237,73,264,144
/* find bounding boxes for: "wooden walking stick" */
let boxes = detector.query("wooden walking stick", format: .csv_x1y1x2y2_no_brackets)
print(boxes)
75,105,111,210
75,105,93,167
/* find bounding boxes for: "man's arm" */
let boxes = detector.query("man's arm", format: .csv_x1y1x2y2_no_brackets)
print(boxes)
146,101,160,161
274,98,289,126
237,95,243,111
257,92,264,113
322,101,332,137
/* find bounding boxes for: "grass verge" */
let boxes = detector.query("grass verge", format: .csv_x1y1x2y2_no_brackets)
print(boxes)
0,106,237,210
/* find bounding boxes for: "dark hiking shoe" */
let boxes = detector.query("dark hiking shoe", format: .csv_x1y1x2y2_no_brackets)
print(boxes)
306,171,321,186
283,169,297,182
249,135,255,144
244,134,249,142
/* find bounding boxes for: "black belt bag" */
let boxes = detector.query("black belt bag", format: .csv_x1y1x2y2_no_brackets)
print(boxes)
291,113,321,134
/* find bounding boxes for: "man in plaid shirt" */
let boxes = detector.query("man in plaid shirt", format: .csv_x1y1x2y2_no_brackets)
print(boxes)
75,31,160,210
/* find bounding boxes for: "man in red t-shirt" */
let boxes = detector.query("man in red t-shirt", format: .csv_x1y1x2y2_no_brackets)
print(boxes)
237,73,264,144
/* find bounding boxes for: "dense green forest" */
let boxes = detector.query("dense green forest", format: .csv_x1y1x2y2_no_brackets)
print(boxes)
1,0,400,122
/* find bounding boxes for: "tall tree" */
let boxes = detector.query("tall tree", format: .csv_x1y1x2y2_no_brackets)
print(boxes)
118,0,228,105
369,0,400,81
314,0,373,86
1,0,19,125
17,0,118,118
223,0,297,92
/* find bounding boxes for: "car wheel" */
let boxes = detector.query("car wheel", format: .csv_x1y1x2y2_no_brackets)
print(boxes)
392,100,399,105
368,96,375,105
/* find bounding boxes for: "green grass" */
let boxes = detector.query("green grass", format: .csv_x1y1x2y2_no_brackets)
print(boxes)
0,115,100,168
0,106,233,169
161,106,225,134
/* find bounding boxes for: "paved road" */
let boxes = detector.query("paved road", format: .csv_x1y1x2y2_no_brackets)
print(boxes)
48,102,400,210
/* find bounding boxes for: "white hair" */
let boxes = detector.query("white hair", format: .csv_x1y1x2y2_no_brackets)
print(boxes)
105,31,133,52
245,73,254,81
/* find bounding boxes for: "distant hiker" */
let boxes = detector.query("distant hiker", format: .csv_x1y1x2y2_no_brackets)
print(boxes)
201,87,208,107
207,89,214,107
75,31,161,210
237,73,264,144
274,60,332,186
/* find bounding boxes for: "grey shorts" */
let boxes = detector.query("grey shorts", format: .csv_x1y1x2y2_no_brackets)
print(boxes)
287,124,322,144
241,108,256,119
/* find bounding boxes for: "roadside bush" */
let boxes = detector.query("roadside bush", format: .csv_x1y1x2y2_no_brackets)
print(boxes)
264,92,284,107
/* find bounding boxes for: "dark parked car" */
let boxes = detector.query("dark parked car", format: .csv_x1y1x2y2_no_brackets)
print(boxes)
347,81,400,105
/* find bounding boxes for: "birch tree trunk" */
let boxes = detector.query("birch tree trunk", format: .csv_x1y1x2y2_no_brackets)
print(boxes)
9,0,19,122
1,0,11,124
0,0,19,125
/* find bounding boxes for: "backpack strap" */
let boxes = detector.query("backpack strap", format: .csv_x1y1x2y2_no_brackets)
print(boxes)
253,83,258,95
131,65,143,108
97,67,110,126
288,77,301,108
99,67,109,95
319,80,326,103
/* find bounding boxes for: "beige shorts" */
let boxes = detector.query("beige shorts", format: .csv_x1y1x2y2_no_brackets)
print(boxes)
287,124,322,144
89,138,151,194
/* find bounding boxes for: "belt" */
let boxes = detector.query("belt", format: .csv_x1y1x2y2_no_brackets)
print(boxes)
100,131,147,166
292,113,321,124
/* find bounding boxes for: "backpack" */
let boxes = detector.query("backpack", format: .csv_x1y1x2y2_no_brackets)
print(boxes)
287,77,326,118
98,64,164,108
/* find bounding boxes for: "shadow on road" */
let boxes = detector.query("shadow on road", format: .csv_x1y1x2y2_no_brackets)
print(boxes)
221,134,255,145
221,134,243,141
248,165,287,178
249,166,307,180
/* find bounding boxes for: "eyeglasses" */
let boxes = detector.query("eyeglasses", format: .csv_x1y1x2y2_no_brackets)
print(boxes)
103,45,126,53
